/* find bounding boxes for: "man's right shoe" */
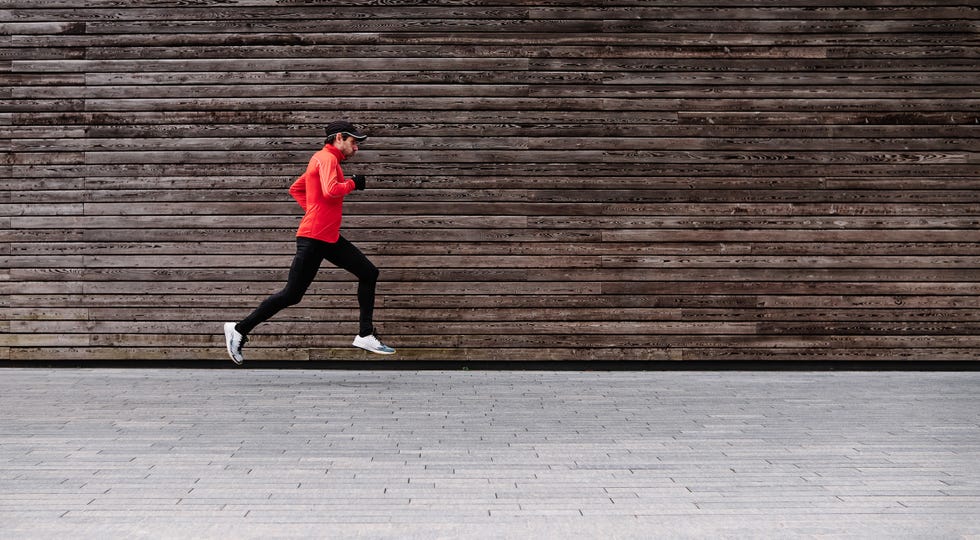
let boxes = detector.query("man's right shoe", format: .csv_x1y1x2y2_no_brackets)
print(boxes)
224,322,247,365
353,331,396,355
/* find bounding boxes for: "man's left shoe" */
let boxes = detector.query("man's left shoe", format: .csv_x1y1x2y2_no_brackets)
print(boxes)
353,331,396,355
224,322,247,365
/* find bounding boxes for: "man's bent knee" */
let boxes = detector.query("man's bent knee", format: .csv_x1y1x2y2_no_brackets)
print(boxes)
278,288,307,307
359,265,379,284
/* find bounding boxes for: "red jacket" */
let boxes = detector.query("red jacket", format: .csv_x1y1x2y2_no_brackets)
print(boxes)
289,145,356,243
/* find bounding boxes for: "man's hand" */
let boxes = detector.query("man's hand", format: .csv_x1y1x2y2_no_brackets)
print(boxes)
352,174,366,190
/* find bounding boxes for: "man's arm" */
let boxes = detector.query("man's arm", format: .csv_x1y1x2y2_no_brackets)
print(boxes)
289,171,309,210
320,158,356,198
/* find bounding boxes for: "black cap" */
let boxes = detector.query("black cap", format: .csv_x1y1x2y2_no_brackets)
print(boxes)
324,120,367,141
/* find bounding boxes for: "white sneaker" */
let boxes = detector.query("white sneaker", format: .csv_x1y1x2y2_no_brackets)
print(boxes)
353,332,396,355
224,322,247,365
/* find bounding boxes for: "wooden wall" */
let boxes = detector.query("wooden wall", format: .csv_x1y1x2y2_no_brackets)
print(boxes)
3,2,978,364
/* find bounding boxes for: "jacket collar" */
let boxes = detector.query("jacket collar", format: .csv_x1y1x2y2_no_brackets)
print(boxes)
325,144,346,161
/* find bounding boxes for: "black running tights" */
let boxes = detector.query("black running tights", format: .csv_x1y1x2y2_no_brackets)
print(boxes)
236,236,379,337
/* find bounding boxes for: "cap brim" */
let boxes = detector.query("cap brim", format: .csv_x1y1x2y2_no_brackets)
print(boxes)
342,132,368,141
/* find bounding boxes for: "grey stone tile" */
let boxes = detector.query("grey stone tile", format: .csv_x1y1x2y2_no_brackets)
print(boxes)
1,368,979,538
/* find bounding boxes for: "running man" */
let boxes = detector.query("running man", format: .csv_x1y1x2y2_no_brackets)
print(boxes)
224,121,395,364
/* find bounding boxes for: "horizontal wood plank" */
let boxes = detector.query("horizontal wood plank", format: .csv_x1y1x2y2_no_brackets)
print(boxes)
2,2,977,364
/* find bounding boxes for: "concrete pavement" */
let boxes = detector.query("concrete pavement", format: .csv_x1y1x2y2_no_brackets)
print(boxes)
1,367,978,538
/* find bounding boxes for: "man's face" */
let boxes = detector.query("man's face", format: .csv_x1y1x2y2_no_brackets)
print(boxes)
335,134,359,158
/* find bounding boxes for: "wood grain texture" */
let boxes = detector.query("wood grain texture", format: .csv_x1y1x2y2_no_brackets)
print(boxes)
2,1,977,363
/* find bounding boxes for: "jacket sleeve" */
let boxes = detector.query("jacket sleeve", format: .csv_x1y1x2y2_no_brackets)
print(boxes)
289,172,308,211
319,158,356,198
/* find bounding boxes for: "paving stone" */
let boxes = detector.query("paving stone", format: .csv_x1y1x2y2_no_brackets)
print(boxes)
0,368,978,538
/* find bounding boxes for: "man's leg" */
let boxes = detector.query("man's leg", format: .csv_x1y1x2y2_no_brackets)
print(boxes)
322,236,379,337
225,237,325,363
324,236,395,354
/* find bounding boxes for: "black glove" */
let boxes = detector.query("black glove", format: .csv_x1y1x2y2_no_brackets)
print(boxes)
352,174,366,191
